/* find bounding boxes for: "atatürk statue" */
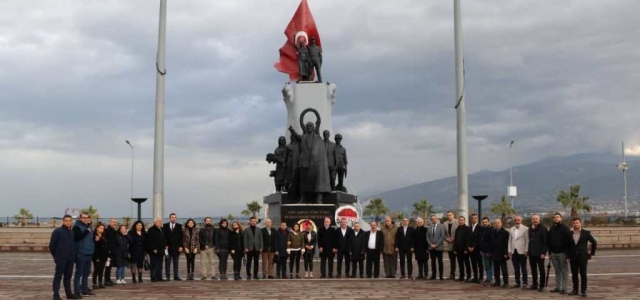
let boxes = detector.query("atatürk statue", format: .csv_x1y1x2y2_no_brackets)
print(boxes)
266,136,288,192
334,133,348,192
297,41,311,81
323,130,336,191
289,121,331,203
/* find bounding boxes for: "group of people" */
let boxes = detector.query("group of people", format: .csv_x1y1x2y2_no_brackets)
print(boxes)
49,211,597,300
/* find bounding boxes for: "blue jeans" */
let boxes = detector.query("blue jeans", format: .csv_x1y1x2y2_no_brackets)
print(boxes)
481,252,493,281
74,254,92,294
116,267,126,280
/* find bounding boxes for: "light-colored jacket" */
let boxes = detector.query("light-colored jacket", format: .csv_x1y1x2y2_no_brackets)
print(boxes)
426,223,445,251
380,224,398,254
508,225,529,255
243,226,263,251
443,219,458,252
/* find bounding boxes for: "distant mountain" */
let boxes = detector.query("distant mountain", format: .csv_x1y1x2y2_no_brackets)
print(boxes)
365,153,639,213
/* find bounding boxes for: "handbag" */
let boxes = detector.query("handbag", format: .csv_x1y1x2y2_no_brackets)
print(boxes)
143,255,150,271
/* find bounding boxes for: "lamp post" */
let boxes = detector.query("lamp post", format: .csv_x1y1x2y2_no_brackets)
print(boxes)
472,195,488,222
508,140,516,209
131,198,148,221
617,141,628,218
126,140,134,218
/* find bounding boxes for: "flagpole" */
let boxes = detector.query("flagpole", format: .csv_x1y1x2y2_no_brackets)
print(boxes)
152,0,167,220
454,0,469,221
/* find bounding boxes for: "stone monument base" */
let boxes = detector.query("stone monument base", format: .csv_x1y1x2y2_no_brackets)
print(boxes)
263,191,357,227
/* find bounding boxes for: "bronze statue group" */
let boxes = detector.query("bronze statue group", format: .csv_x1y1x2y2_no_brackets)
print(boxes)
49,210,597,299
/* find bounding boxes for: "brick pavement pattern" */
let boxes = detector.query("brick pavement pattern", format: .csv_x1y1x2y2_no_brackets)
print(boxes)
0,250,639,299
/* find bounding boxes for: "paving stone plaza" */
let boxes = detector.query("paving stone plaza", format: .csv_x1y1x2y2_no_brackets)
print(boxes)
1,250,638,299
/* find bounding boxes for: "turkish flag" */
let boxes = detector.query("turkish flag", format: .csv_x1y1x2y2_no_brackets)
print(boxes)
274,0,322,81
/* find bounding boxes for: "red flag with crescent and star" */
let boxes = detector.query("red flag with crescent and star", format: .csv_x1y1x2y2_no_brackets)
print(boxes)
274,0,322,81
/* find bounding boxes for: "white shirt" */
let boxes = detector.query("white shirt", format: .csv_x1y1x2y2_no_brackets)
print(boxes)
341,227,347,236
514,226,520,239
472,223,477,232
354,230,359,236
170,223,175,230
368,231,377,249
403,226,408,236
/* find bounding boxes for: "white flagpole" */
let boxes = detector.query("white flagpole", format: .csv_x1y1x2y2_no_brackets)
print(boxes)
152,0,167,220
454,0,469,221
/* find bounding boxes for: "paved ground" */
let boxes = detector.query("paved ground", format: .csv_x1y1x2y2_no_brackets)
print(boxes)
0,250,639,299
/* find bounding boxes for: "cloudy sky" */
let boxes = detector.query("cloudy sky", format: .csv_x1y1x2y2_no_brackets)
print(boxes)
1,0,638,219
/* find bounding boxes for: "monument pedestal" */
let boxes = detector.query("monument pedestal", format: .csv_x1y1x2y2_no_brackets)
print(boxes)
263,191,356,227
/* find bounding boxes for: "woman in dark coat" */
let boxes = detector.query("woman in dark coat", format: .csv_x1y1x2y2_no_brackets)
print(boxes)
229,221,244,280
115,225,130,284
92,223,109,289
128,220,146,283
215,219,231,280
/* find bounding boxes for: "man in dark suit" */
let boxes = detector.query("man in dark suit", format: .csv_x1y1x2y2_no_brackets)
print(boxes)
103,219,118,286
467,214,484,283
413,217,429,279
567,217,597,297
490,218,510,288
334,218,353,277
318,217,336,278
163,213,183,281
454,216,471,282
260,219,277,279
349,222,366,278
528,214,548,292
50,215,77,300
395,217,415,279
365,221,384,278
147,218,167,282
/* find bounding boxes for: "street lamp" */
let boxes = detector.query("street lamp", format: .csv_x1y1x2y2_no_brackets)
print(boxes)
617,141,628,218
126,140,134,218
508,141,517,209
472,195,488,222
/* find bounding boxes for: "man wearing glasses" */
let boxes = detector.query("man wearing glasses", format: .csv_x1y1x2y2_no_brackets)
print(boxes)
73,213,95,298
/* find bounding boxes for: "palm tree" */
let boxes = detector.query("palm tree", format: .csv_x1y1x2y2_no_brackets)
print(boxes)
13,208,34,227
557,184,592,219
490,195,515,224
241,201,262,219
81,205,99,220
122,216,132,228
363,197,389,222
391,211,407,224
411,199,434,220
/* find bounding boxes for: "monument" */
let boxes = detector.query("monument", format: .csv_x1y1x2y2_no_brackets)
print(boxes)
265,0,356,227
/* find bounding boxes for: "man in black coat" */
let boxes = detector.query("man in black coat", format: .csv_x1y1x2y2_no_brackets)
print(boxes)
413,217,429,279
334,218,353,277
454,216,471,282
349,222,366,278
395,217,415,279
49,215,77,300
490,218,510,288
467,214,484,283
163,213,184,280
317,217,336,278
146,218,167,282
260,219,278,279
365,221,384,278
103,218,118,286
567,218,597,297
527,214,548,292
479,217,494,285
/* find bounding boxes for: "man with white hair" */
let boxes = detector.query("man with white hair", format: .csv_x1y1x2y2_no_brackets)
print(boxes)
395,217,415,279
146,218,166,282
381,216,398,278
508,215,529,289
413,217,429,279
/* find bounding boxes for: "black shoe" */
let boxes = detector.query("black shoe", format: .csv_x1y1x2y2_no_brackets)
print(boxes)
465,278,472,283
490,283,501,287
262,275,266,279
104,281,113,287
400,275,406,279
73,293,83,299
328,274,334,278
98,284,105,289
132,276,137,283
138,274,143,283
53,295,63,300
246,276,252,280
581,292,589,297
569,290,579,296
81,290,95,296
253,275,259,280
439,277,444,281
429,276,436,280
512,284,521,288
336,274,341,278
560,290,568,295
538,287,545,292
268,276,275,279
455,277,464,282
174,277,182,281
551,288,561,293
501,283,509,288
66,295,80,300
289,274,293,279
92,284,99,290
529,286,539,290
320,275,326,278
